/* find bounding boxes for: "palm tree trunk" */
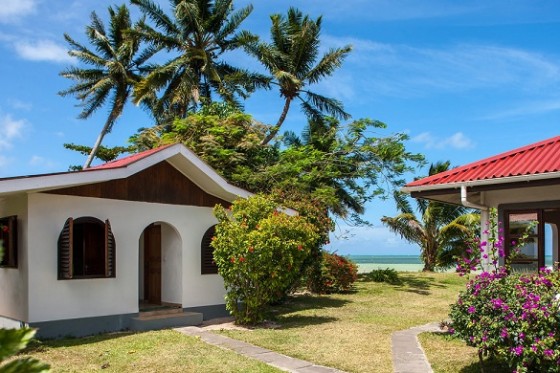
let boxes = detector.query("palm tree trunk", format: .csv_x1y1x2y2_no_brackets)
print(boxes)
262,98,291,145
83,117,113,169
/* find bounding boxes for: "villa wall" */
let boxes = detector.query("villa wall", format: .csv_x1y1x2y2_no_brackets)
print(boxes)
0,194,28,322
26,192,226,324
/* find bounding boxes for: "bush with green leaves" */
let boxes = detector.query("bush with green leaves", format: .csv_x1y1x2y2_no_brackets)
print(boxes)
312,252,358,293
212,194,320,324
367,268,401,284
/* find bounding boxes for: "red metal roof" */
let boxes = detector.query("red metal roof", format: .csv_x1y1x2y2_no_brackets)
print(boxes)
407,135,560,187
86,144,174,171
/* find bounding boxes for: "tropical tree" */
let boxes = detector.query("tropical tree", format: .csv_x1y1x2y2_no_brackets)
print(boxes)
241,7,352,145
59,5,144,169
130,0,269,120
381,162,480,271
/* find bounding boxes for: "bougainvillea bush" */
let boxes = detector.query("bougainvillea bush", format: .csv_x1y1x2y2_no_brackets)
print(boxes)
313,252,358,293
212,194,319,325
450,208,560,372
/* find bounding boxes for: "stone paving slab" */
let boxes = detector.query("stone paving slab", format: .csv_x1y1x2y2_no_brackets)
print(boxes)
176,325,346,373
392,322,441,373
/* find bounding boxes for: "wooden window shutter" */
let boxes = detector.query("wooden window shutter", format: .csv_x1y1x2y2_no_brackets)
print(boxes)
105,219,116,278
58,217,73,279
201,225,218,274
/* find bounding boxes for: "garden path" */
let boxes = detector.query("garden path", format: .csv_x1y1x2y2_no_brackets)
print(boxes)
392,322,441,373
176,318,346,373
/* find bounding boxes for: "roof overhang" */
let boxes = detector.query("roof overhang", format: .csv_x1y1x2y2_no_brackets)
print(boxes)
402,171,560,206
0,144,251,203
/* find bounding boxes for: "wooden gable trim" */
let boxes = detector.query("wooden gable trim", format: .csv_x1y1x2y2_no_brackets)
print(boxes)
46,161,230,207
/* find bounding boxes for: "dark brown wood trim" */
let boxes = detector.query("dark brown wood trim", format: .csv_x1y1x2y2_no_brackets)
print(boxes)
46,161,230,208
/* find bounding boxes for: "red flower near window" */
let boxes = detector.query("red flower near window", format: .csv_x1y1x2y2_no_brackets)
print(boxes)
297,245,303,251
1,225,8,233
230,257,236,263
239,256,246,263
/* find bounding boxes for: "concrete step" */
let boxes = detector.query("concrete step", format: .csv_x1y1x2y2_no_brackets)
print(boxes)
131,311,203,331
137,307,183,318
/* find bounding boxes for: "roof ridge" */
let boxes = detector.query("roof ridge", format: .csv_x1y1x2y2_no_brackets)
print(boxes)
86,143,176,171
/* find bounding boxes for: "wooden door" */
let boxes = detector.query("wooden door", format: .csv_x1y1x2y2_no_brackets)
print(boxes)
144,224,162,305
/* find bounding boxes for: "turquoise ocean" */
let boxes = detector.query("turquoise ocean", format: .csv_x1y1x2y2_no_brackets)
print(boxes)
348,255,424,273
348,255,556,273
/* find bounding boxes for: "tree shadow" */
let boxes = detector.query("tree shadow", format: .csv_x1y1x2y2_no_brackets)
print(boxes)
459,358,511,373
26,330,148,351
358,272,448,296
265,293,350,328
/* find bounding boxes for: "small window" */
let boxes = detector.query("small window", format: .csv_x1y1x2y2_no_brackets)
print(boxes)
0,215,17,268
58,217,116,279
201,225,218,274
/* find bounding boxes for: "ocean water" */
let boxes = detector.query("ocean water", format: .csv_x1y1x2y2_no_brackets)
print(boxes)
348,255,424,273
348,255,557,274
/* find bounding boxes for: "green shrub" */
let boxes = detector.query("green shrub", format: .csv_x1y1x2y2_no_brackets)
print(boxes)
310,252,358,293
212,194,319,325
367,268,401,284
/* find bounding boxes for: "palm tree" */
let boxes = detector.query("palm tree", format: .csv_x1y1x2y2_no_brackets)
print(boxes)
59,5,143,168
130,0,268,120
241,8,352,145
381,162,480,271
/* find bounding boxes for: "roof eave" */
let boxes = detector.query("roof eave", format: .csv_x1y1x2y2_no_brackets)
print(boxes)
402,171,560,194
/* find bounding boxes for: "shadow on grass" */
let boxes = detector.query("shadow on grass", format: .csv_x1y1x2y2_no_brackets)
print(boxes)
266,294,350,328
358,272,448,296
27,330,149,351
459,358,511,373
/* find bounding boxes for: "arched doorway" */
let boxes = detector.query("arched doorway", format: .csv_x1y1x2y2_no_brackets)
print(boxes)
139,222,182,307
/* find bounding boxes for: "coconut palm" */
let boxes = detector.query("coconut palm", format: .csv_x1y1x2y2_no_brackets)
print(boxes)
59,5,144,169
381,161,480,271
241,8,352,145
130,0,268,120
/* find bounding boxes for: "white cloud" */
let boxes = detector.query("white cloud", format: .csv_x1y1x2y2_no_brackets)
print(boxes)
481,98,560,121
8,99,32,111
29,155,56,169
413,131,474,150
0,0,37,23
324,37,560,100
0,114,25,150
14,40,74,64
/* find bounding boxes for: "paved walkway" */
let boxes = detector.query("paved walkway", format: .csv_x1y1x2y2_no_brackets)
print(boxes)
176,325,346,373
392,322,441,373
176,319,440,373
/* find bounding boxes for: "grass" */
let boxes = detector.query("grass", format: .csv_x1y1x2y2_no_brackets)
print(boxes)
218,272,467,373
17,272,478,372
17,329,280,372
419,333,511,373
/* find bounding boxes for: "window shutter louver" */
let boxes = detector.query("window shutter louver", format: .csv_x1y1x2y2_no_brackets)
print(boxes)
201,225,218,274
105,219,115,278
7,216,17,267
58,217,73,279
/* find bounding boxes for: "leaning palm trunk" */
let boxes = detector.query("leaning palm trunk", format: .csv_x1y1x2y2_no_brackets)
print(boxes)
83,117,113,168
262,98,292,145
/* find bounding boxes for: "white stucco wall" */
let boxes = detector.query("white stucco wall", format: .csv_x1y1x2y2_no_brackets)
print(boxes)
26,193,226,323
483,185,560,207
0,195,28,322
161,223,182,305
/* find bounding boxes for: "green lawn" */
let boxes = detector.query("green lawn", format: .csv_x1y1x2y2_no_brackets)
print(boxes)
219,272,467,373
18,330,280,372
18,272,477,373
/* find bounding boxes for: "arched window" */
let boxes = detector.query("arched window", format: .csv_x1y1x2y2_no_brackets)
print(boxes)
58,217,116,279
201,225,218,274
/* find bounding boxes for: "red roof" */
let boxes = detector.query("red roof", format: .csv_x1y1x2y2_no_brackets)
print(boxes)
86,144,174,171
407,135,560,187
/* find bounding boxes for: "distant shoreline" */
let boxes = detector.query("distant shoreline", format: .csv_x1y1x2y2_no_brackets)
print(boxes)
347,254,424,273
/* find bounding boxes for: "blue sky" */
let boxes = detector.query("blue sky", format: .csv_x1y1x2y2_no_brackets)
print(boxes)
1,0,559,255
